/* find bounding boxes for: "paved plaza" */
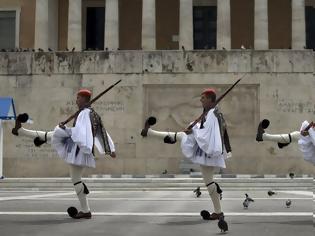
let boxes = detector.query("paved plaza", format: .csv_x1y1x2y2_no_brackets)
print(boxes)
0,177,313,236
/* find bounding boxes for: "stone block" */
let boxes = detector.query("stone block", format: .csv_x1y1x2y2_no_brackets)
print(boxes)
32,52,53,74
142,51,162,73
53,52,74,74
8,52,32,74
0,53,9,74
114,51,142,73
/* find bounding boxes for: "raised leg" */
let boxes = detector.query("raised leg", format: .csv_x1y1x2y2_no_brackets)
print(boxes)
11,113,53,146
256,119,301,148
141,116,185,144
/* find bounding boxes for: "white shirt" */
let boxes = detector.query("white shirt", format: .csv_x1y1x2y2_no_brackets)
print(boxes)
180,108,228,168
52,108,115,168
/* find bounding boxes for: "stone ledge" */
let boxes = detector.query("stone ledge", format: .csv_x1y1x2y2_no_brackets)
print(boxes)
0,50,313,75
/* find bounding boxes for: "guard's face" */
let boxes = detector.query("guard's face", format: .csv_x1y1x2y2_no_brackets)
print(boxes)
200,94,214,110
76,95,89,109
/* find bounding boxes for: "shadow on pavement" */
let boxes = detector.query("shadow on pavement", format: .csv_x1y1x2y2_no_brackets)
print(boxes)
0,217,79,226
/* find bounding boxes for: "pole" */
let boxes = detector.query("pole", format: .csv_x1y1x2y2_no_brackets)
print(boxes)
0,120,3,178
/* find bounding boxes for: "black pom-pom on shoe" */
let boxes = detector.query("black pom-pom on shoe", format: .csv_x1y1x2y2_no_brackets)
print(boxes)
261,119,270,129
141,116,157,137
34,137,46,147
164,133,177,144
67,206,78,218
147,117,156,126
17,113,29,123
256,119,270,142
200,210,211,220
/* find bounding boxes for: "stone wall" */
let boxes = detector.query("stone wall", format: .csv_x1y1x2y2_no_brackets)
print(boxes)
0,50,314,177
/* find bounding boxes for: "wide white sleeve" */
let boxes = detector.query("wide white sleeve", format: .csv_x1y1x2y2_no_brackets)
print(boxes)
192,109,223,156
94,131,115,154
107,132,115,152
69,109,93,154
180,133,197,158
299,120,315,146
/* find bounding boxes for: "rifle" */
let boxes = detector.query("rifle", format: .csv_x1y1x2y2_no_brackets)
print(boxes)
187,74,246,130
60,80,122,125
301,121,314,136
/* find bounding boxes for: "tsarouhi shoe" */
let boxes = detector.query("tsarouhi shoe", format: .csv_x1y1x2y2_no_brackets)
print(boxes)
12,113,29,135
73,211,92,219
141,117,156,137
209,212,224,220
256,119,270,142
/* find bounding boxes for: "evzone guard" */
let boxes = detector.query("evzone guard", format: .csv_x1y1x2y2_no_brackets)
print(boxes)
11,82,120,219
141,85,237,221
256,119,315,165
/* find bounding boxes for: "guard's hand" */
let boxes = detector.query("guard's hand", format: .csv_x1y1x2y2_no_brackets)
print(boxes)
110,152,116,158
183,129,193,135
59,122,66,130
301,130,309,137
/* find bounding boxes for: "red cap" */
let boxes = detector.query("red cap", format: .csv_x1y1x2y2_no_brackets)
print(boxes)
77,89,92,97
201,88,216,96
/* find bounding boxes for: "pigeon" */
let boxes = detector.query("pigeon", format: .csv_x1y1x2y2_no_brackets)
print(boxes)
181,45,185,52
162,169,167,174
38,48,44,52
222,47,226,50
65,47,69,51
243,199,249,209
243,193,254,209
71,47,75,52
48,48,53,52
286,199,292,208
241,45,246,50
268,190,276,196
245,193,254,202
193,186,201,198
289,173,295,179
218,215,228,233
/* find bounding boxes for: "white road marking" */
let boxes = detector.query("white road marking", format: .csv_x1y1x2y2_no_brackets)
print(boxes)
12,197,311,201
0,212,311,217
277,191,313,197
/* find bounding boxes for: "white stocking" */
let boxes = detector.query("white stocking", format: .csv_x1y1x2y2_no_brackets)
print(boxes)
200,165,222,214
262,131,301,143
147,128,185,142
69,164,90,213
16,127,54,143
